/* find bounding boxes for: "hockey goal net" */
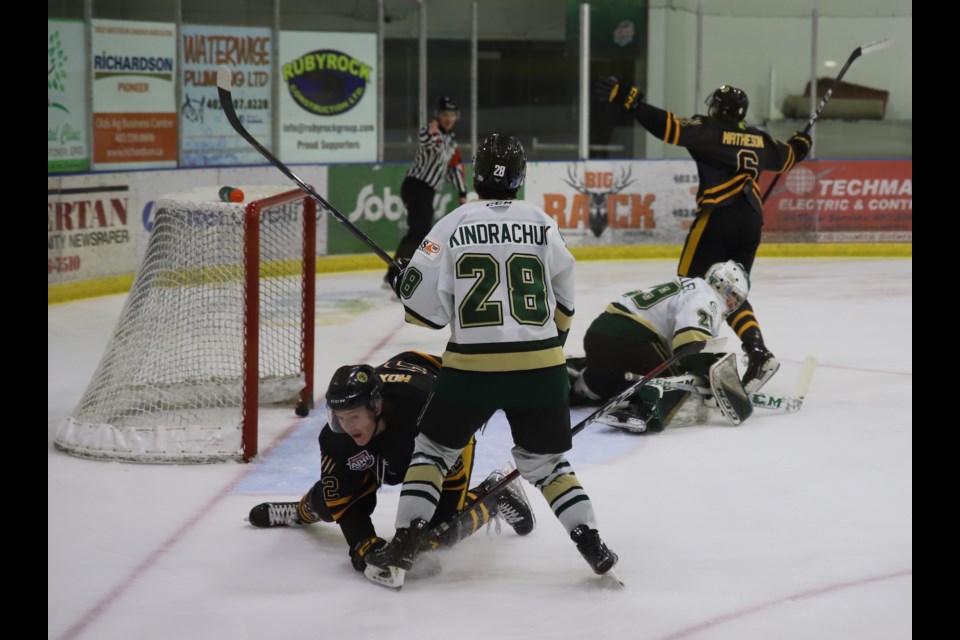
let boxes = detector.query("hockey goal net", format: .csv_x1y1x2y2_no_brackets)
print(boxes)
54,186,316,463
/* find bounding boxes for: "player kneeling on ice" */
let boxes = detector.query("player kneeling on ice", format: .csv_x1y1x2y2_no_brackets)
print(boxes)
567,260,755,432
248,350,535,576
366,134,618,590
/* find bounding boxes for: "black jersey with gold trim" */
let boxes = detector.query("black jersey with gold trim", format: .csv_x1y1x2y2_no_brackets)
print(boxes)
317,351,441,534
633,103,807,215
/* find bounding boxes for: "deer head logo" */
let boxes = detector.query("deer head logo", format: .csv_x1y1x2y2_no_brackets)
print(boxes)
561,166,635,238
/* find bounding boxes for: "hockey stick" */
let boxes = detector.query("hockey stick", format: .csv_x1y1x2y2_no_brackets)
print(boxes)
629,355,818,414
762,38,892,203
216,65,400,269
430,339,715,540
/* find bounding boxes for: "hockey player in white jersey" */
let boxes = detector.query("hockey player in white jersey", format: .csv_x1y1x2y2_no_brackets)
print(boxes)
364,133,618,589
568,260,753,432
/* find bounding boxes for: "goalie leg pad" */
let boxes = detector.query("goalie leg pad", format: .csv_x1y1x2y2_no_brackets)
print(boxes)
709,353,754,426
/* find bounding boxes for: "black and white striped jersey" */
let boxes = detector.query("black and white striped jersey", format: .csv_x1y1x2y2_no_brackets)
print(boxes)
406,121,467,197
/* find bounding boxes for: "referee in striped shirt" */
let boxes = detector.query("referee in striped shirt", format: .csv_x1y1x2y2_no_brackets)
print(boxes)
385,96,468,288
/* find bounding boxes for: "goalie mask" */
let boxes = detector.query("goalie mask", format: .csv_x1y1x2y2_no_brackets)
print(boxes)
705,85,749,123
325,364,382,433
705,260,750,315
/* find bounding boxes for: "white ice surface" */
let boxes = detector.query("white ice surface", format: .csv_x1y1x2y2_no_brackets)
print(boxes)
48,258,912,640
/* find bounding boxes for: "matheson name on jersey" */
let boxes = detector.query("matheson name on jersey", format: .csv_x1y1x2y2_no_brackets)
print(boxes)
721,131,765,148
448,222,550,248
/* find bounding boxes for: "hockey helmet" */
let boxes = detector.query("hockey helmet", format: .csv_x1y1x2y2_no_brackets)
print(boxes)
473,133,526,192
705,260,750,314
325,364,382,432
705,85,749,122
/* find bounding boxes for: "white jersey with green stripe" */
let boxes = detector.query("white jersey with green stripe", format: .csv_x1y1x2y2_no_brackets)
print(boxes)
397,198,575,373
605,276,726,352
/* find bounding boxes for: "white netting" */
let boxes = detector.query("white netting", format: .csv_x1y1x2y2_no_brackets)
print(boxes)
54,186,312,463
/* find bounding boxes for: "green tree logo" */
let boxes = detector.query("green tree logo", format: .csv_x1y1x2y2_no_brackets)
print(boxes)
48,30,69,113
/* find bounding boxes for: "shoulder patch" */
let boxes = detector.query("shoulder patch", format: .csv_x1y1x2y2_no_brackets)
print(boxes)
417,238,443,260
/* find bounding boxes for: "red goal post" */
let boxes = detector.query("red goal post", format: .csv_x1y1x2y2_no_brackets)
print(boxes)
54,186,316,463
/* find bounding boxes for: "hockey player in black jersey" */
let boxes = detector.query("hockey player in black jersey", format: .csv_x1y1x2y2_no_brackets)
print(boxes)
595,77,812,393
248,350,534,575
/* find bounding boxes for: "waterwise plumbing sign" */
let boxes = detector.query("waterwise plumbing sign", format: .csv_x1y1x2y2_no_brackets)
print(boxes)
48,19,90,173
279,31,377,163
91,19,177,170
180,25,273,166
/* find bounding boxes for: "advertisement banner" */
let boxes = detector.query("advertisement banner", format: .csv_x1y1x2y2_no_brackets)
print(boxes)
325,164,467,255
279,32,377,163
48,19,90,173
760,160,912,242
180,25,273,166
48,178,138,284
525,159,695,246
92,19,178,170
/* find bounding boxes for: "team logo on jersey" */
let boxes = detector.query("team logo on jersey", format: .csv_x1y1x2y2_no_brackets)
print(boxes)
347,450,375,472
417,238,442,260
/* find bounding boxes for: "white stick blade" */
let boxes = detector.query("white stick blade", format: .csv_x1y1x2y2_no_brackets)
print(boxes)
794,356,818,398
217,65,233,91
860,38,893,55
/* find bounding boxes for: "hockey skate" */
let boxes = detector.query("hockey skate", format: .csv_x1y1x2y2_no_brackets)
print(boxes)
741,343,780,393
248,502,302,527
364,518,431,589
570,525,619,576
475,465,536,536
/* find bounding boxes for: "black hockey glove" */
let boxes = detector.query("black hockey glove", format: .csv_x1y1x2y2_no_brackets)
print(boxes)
390,258,410,297
788,131,812,162
595,76,643,113
350,536,388,573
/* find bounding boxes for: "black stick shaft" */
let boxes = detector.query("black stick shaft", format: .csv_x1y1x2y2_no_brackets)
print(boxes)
216,66,399,269
762,39,891,203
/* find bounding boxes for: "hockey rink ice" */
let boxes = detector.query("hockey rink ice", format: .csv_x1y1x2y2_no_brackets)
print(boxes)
48,257,912,640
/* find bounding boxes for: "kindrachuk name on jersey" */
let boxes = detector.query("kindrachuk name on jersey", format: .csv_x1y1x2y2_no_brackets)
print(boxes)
448,222,551,248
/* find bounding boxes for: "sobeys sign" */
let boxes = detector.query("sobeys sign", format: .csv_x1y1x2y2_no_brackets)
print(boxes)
326,164,464,256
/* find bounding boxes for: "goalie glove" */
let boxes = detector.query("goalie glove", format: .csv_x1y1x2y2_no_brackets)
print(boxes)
350,536,388,573
594,76,643,113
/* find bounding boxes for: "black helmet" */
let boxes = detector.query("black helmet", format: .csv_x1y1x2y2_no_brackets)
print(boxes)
705,85,748,122
325,364,382,413
473,133,526,193
436,96,458,114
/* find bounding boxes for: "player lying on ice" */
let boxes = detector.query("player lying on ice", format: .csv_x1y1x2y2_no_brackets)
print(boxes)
567,260,756,433
248,350,535,576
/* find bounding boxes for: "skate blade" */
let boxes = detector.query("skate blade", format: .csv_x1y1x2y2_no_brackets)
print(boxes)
364,564,407,590
602,568,626,588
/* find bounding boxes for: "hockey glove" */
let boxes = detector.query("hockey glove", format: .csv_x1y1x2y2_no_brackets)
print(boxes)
788,131,812,162
389,257,410,298
595,76,643,113
350,536,388,573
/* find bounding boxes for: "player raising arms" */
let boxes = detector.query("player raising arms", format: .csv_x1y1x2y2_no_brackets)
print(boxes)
595,78,811,392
